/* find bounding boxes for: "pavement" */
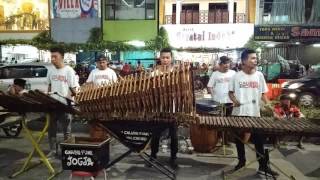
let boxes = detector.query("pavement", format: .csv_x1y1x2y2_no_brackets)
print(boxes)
0,120,319,180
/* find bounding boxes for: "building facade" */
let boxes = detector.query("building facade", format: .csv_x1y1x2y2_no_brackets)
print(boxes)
50,0,101,43
254,0,320,64
102,0,159,41
160,0,256,64
161,0,256,25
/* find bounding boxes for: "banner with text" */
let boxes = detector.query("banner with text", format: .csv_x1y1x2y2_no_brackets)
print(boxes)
51,0,99,18
162,24,254,49
254,25,320,42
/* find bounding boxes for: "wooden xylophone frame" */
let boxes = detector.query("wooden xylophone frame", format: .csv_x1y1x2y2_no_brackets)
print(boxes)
75,64,195,120
196,116,320,137
0,90,78,114
0,90,78,180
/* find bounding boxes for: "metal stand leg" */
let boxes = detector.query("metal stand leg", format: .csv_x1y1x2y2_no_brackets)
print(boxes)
105,149,133,169
10,114,61,180
140,152,176,180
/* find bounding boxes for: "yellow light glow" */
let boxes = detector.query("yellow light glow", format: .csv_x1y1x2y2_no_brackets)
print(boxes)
0,0,49,31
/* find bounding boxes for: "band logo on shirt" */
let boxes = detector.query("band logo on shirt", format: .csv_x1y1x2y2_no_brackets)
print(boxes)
216,77,231,83
239,81,258,88
95,75,111,80
52,75,68,83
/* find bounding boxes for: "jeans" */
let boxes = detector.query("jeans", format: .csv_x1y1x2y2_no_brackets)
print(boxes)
235,132,267,168
151,123,178,160
48,112,72,150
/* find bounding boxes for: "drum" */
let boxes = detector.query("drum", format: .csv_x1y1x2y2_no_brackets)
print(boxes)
190,124,218,153
190,98,220,153
89,121,109,140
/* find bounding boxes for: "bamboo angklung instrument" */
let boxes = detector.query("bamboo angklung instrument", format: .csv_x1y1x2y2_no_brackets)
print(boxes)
76,64,195,122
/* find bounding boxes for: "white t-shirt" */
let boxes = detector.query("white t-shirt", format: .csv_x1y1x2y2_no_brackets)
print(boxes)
47,65,78,98
207,70,236,104
229,70,268,117
86,68,118,85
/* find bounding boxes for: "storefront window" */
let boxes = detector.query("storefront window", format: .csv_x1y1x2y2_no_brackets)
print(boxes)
105,0,155,20
262,0,320,24
0,0,49,31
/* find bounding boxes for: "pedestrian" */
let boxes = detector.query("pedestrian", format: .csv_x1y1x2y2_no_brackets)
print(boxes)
136,60,144,73
121,63,131,76
228,49,279,177
47,47,78,157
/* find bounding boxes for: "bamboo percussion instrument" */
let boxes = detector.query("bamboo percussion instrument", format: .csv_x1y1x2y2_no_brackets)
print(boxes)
75,64,195,121
195,116,320,136
0,90,78,114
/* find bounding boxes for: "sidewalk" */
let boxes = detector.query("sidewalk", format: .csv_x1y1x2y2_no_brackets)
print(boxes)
0,130,319,180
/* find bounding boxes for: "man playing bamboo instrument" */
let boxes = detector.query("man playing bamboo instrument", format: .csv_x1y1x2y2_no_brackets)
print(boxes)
149,48,179,169
86,55,118,85
85,55,118,140
207,56,235,145
228,49,279,177
47,47,78,157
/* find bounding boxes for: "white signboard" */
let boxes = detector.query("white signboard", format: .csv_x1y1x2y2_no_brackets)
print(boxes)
162,24,254,49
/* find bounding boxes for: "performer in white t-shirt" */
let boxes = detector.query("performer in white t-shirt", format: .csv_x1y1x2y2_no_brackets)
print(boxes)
228,49,278,177
207,56,236,116
150,48,179,169
47,47,78,157
86,55,118,85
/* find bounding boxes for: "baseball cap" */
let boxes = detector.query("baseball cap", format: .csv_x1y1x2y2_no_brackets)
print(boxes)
95,55,108,62
219,56,231,64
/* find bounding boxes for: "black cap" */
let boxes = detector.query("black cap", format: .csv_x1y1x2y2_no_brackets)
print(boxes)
280,94,291,101
219,56,231,64
95,55,108,62
14,78,26,88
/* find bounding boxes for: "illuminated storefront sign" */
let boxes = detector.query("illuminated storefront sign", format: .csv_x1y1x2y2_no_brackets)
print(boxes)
51,0,99,18
162,24,254,49
0,0,49,31
254,25,320,42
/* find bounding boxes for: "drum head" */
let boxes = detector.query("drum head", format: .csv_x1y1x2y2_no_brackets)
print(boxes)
195,98,220,114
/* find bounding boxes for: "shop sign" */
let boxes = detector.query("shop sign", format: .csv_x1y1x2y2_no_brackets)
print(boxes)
162,24,254,49
52,0,99,18
254,25,320,42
